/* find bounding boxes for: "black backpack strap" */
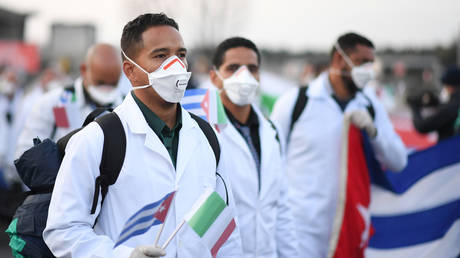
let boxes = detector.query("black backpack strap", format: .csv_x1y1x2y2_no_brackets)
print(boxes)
90,112,126,215
287,86,309,142
55,108,114,158
290,86,309,132
267,119,282,153
83,108,113,126
361,93,376,120
189,112,227,204
189,112,220,167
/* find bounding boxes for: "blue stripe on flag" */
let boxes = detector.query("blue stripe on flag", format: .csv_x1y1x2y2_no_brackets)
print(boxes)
124,192,172,223
114,219,163,247
182,103,202,110
369,199,460,249
365,134,460,194
114,191,174,248
184,88,207,97
119,213,156,236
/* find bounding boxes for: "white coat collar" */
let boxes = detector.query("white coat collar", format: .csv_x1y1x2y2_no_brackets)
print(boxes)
116,93,200,179
74,77,86,109
307,71,334,99
220,105,278,196
307,71,373,108
119,93,197,135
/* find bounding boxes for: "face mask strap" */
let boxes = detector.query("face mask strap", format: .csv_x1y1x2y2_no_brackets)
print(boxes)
334,42,355,68
121,49,149,74
213,66,225,82
131,84,151,90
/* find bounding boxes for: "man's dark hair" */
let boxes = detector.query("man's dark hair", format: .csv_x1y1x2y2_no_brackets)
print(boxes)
212,37,261,69
330,32,374,59
121,13,178,60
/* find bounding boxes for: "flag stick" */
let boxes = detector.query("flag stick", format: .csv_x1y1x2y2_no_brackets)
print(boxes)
154,191,177,247
154,223,165,247
161,220,186,250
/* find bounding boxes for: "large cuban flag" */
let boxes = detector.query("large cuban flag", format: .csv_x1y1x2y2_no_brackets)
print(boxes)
328,117,460,258
366,134,460,257
328,118,373,258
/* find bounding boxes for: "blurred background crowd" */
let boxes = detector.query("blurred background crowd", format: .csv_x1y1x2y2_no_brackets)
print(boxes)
0,0,459,256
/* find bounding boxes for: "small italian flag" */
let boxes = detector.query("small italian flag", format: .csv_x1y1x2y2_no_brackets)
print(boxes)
185,188,236,258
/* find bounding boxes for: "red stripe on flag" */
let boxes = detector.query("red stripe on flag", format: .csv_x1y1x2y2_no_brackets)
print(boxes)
333,125,372,258
154,192,176,222
163,58,185,70
211,219,236,258
201,90,210,121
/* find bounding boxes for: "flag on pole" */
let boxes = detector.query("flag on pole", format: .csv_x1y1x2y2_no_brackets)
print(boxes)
327,115,460,258
366,135,460,258
185,188,236,258
181,89,227,125
327,118,373,258
114,191,176,247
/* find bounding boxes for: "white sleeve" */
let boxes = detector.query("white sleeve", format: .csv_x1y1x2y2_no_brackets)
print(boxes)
276,170,299,258
15,93,56,159
270,88,298,152
365,90,408,172
43,123,133,257
214,139,244,258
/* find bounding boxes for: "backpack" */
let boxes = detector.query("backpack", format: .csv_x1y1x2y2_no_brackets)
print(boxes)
288,86,376,140
6,109,220,258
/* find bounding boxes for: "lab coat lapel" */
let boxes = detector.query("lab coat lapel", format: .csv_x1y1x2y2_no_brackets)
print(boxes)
175,110,200,183
254,106,276,198
123,94,172,164
309,72,344,114
224,119,253,159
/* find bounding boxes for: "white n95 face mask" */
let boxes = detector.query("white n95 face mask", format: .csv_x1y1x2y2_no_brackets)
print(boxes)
217,65,260,106
334,42,375,89
122,51,191,103
87,85,119,105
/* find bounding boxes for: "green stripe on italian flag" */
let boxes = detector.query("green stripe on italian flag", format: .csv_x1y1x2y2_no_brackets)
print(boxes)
186,188,236,258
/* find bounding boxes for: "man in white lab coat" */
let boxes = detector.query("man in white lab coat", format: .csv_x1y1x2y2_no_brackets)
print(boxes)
0,68,25,186
209,37,298,258
44,13,242,258
15,43,123,158
271,32,407,257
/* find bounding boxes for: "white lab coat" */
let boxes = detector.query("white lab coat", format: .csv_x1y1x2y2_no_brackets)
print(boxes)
270,72,407,258
218,106,298,258
43,93,243,258
7,86,44,162
15,77,122,159
0,89,24,183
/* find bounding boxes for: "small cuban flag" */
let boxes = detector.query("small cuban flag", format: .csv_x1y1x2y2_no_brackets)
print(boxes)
185,188,236,258
114,191,176,247
181,88,227,125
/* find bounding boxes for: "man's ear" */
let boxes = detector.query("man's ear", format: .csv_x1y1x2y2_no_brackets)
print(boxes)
79,63,89,88
331,51,345,69
209,69,223,90
79,63,87,77
123,61,136,82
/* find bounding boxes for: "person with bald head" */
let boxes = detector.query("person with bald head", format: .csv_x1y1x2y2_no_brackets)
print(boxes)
15,43,123,157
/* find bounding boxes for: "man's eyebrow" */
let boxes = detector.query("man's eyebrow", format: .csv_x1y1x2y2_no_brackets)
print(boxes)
149,48,169,55
178,48,187,52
